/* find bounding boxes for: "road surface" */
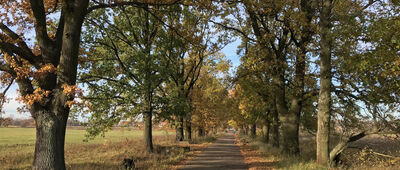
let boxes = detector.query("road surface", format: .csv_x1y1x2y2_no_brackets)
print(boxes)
179,133,248,170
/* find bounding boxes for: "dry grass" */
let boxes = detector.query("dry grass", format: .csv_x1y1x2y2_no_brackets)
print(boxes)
2,135,184,170
0,128,216,170
236,135,324,170
340,134,400,169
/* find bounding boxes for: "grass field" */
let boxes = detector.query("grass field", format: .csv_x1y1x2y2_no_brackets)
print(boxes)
0,127,210,170
0,127,171,145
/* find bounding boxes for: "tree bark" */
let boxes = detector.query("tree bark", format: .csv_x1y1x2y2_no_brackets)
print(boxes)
250,123,256,138
239,126,245,135
273,62,299,152
176,115,184,141
185,114,192,140
198,127,204,137
263,120,270,143
280,49,307,155
143,110,153,152
271,106,280,148
33,107,69,170
316,0,333,166
273,47,303,155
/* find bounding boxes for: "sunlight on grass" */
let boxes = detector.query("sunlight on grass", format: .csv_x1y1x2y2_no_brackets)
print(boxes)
0,127,170,145
0,127,181,169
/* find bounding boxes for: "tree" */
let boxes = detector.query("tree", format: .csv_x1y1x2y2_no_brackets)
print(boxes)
0,0,179,169
160,3,222,141
217,0,317,155
0,117,12,127
78,5,172,152
0,1,89,169
236,78,266,138
190,53,231,137
314,0,389,165
234,44,281,146
325,1,400,165
316,0,333,166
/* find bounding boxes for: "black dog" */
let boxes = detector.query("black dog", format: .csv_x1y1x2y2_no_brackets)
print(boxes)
121,158,135,170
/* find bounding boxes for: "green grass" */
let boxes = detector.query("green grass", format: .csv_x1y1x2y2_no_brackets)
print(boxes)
0,127,170,145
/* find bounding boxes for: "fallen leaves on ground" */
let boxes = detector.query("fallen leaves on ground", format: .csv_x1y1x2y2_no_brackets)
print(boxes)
235,135,277,170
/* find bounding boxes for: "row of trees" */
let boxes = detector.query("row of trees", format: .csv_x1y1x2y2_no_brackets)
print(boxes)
0,117,35,127
225,0,400,166
0,1,231,169
74,3,232,152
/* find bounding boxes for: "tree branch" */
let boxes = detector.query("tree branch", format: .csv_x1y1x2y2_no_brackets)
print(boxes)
87,0,181,14
0,41,41,68
30,0,52,49
0,64,14,75
1,78,14,96
79,75,131,87
210,20,256,42
0,23,32,53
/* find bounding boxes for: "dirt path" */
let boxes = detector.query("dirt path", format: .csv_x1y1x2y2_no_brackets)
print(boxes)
179,133,248,170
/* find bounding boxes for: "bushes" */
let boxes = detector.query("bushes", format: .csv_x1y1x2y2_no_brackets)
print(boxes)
0,117,11,127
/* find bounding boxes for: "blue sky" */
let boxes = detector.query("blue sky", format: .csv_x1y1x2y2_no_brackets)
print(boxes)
223,39,242,69
1,40,242,119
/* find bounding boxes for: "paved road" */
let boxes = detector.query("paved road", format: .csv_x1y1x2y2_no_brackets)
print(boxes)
179,133,248,170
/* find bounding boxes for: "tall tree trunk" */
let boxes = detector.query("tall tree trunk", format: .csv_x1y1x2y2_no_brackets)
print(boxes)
251,123,256,138
281,49,307,155
246,2,284,149
198,127,204,137
142,5,155,153
263,120,270,143
274,60,300,155
239,126,245,135
185,114,192,140
33,107,69,170
212,127,217,134
143,110,153,152
176,115,184,141
273,63,297,153
282,104,300,155
272,106,280,148
316,0,333,166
